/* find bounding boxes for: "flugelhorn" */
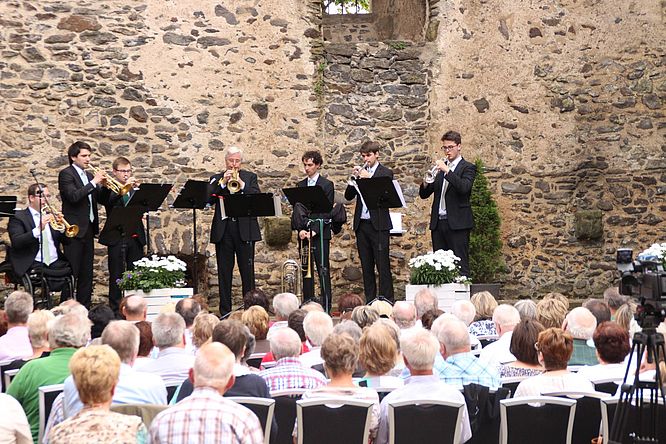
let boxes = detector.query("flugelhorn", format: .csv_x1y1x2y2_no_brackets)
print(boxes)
42,201,79,237
88,164,134,196
227,169,241,193
424,160,448,183
348,161,370,187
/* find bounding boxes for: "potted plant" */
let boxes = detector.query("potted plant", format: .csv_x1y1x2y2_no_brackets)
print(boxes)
469,158,505,298
118,255,193,319
404,249,470,311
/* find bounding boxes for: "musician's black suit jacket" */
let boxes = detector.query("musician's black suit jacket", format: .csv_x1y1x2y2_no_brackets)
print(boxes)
97,187,147,247
7,208,65,276
419,158,476,231
208,169,262,243
58,165,99,238
296,175,335,240
344,163,394,232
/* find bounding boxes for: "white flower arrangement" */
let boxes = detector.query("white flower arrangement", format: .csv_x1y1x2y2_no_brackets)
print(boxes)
117,255,187,292
638,243,666,268
408,249,469,285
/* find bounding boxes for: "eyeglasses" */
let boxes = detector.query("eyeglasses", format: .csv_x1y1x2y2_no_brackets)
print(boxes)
534,342,541,351
114,169,132,173
442,145,459,151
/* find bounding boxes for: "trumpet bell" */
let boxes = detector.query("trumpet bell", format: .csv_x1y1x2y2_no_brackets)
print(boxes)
65,224,79,238
424,165,439,183
118,182,134,196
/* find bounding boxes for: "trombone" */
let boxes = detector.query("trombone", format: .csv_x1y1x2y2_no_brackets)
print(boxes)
88,164,134,196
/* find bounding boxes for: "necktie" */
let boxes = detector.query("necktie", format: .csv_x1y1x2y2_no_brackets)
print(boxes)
439,179,449,213
80,171,94,222
41,227,53,265
308,179,315,187
122,193,130,206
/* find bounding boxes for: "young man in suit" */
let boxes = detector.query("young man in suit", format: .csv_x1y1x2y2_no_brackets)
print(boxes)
58,141,104,307
7,184,71,293
296,150,335,312
344,141,394,302
98,157,145,314
208,146,261,316
419,130,477,277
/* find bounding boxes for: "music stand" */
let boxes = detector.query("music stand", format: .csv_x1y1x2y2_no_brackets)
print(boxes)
355,177,404,300
127,184,172,255
99,206,145,246
0,196,17,218
172,180,210,293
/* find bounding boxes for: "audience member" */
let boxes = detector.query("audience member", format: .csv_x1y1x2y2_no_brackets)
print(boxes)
49,345,148,444
51,299,88,318
4,310,54,375
134,320,153,365
370,299,393,319
296,333,380,441
0,309,8,337
420,309,444,330
88,304,115,339
543,292,570,310
191,293,210,313
376,318,405,376
351,305,380,329
267,292,299,337
150,343,263,444
603,286,626,319
241,305,269,340
301,300,325,313
514,299,537,321
479,304,521,365
413,288,438,326
583,299,612,325
261,308,309,364
514,328,594,397
337,292,364,320
376,328,471,444
451,300,481,350
192,313,220,350
469,291,498,336
243,288,270,312
391,301,417,330
259,327,327,391
578,322,630,382
0,291,33,361
563,307,598,366
239,325,260,373
134,312,195,385
0,392,31,444
436,318,501,389
497,319,545,378
8,313,90,442
536,296,568,329
359,322,403,388
175,297,201,352
300,311,334,368
615,302,641,337
121,295,147,322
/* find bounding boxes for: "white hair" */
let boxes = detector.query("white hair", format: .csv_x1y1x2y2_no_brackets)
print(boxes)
436,319,470,351
303,311,333,347
514,299,537,321
273,293,300,320
269,327,302,360
414,288,438,319
430,313,459,339
49,313,91,349
391,301,416,329
400,328,440,371
152,313,185,348
451,300,476,326
224,146,243,160
333,320,363,343
492,304,521,328
5,291,33,324
101,320,140,363
28,310,55,349
193,342,235,389
565,307,597,340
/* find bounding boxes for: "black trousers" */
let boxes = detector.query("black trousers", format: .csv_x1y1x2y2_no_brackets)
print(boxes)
432,218,471,277
215,219,255,316
30,258,72,299
107,239,144,313
63,228,94,307
302,237,332,312
356,220,393,302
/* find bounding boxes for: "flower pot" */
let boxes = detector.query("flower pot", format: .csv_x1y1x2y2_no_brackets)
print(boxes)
123,287,194,321
404,283,470,312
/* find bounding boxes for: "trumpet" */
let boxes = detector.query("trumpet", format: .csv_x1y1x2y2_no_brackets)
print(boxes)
88,164,134,196
300,236,312,279
348,161,370,187
42,202,79,237
424,160,448,183
219,169,242,193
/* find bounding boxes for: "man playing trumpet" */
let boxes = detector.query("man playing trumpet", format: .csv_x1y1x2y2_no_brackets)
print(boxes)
58,141,105,307
208,146,261,317
98,157,145,314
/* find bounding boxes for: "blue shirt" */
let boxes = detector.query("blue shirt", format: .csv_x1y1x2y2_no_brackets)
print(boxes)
436,352,501,390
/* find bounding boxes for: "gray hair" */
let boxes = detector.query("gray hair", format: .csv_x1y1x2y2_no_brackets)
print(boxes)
451,300,476,326
176,298,201,328
564,307,597,340
224,146,243,160
351,306,379,329
152,312,186,348
241,325,256,363
269,327,302,360
514,299,538,321
52,300,89,319
436,318,470,352
49,313,91,348
102,320,140,363
391,301,417,329
401,328,440,371
603,287,626,310
28,310,55,349
272,293,300,319
493,304,521,329
430,313,459,339
414,288,438,319
333,320,363,343
303,311,333,347
5,291,33,324
193,342,235,390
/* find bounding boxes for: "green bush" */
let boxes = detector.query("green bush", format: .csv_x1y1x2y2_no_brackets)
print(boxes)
470,159,506,283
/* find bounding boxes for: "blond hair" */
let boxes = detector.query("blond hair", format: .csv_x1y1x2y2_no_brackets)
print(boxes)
70,345,121,405
471,291,498,320
359,323,398,376
241,305,269,340
192,313,220,349
27,310,55,349
536,297,568,329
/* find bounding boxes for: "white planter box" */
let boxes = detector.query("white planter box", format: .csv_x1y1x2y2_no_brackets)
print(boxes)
404,284,470,313
123,287,194,321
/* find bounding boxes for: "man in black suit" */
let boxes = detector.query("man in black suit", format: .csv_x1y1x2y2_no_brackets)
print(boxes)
7,184,71,291
295,150,335,312
98,156,145,314
344,141,394,302
58,141,104,307
208,146,261,316
419,130,477,277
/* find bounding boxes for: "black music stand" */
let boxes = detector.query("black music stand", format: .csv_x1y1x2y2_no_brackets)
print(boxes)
172,180,210,294
0,196,17,218
99,206,145,248
127,184,172,255
355,177,404,300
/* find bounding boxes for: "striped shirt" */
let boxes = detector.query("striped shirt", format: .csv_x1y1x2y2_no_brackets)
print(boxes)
436,352,501,390
258,357,327,392
149,387,263,444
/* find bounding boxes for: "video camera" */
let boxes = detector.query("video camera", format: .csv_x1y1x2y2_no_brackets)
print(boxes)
616,248,666,329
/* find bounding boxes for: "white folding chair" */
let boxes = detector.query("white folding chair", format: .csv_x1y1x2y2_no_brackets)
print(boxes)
4,368,20,391
388,398,465,444
227,397,276,444
38,383,65,444
296,398,374,444
500,396,577,444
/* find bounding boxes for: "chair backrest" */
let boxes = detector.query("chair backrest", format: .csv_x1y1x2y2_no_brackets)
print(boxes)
227,397,275,444
465,386,511,444
544,391,609,444
4,368,20,392
593,378,620,396
38,383,65,444
600,397,618,442
477,335,499,348
165,383,180,403
500,376,529,398
0,359,14,392
110,404,168,428
500,396,577,444
296,398,374,444
272,389,306,444
388,399,465,444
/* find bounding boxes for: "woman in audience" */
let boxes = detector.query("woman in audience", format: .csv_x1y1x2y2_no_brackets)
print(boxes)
88,304,115,339
514,327,594,397
48,345,147,443
338,292,365,320
536,296,569,329
469,291,498,336
497,319,545,377
358,323,404,388
351,305,380,329
241,305,269,340
297,333,380,440
577,321,630,382
191,313,220,351
134,320,154,365
514,299,538,321
421,309,444,330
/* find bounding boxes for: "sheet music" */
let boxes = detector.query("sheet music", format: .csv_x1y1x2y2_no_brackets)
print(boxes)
392,180,407,208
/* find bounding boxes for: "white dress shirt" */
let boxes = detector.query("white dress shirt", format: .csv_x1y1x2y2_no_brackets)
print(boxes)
29,207,58,265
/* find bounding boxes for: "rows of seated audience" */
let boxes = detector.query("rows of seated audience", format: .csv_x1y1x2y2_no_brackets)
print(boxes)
0,285,665,444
